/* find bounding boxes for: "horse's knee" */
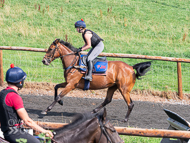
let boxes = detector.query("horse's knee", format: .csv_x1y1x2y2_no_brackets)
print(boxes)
54,84,59,91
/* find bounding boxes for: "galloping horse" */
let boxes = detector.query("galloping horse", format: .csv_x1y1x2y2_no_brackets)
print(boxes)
42,39,151,122
52,108,124,143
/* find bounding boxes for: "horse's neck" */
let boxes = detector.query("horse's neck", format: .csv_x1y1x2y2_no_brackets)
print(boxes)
60,44,77,69
54,118,99,142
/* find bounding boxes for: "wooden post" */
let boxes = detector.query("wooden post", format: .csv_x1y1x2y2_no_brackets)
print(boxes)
177,62,183,99
0,50,3,86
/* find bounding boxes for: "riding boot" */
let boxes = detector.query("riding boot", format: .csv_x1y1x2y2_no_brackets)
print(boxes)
83,60,93,81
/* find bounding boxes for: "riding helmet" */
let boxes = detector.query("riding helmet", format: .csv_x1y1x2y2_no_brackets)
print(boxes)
75,19,86,28
6,64,27,89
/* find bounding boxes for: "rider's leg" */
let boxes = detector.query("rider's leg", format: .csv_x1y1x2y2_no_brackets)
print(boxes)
84,41,104,81
87,41,104,60
83,60,93,81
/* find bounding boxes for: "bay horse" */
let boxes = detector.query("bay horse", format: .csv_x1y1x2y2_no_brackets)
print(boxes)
52,108,124,143
42,39,151,122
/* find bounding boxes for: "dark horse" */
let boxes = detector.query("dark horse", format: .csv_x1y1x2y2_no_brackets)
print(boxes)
42,39,151,122
52,108,124,143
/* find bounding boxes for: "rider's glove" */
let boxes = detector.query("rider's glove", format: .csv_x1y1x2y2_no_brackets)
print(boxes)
77,47,82,52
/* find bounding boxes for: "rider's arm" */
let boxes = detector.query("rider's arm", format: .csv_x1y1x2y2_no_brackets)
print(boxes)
17,108,53,138
82,32,92,51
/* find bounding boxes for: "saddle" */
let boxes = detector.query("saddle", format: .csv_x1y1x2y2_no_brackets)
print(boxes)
79,55,108,73
78,55,108,90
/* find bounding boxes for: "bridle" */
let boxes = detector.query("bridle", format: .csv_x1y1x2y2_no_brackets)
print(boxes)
98,120,113,143
45,43,79,70
98,119,123,143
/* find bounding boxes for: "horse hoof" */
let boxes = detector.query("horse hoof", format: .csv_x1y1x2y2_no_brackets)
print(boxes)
122,119,128,123
41,111,47,115
58,100,63,106
92,109,98,113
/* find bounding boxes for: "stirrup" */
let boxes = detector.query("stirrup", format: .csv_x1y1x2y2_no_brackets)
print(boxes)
83,76,92,81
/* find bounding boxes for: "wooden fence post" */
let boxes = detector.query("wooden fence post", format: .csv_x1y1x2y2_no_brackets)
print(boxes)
177,62,183,99
0,50,3,86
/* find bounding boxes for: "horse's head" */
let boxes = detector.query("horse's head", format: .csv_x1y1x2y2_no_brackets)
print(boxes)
42,39,62,65
96,108,124,143
42,39,78,66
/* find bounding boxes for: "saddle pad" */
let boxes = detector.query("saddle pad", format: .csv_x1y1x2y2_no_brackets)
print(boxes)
79,55,108,73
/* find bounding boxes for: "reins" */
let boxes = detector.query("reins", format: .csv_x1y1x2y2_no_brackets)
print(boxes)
51,138,58,143
62,53,78,71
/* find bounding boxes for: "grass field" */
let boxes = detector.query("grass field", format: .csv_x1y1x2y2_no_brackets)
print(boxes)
0,0,190,93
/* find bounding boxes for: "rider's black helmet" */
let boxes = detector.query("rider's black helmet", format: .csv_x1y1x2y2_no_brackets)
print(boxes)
75,19,86,28
6,64,27,89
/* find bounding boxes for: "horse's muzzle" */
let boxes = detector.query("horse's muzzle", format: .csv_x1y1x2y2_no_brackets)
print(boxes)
42,58,50,65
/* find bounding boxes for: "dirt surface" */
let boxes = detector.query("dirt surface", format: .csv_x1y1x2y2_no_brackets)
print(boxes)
21,95,190,130
3,82,189,105
1,82,190,129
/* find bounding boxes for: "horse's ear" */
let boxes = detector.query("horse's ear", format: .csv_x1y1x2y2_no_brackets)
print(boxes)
54,38,60,44
103,108,107,121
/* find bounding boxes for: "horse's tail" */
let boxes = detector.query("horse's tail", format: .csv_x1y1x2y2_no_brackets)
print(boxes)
133,61,151,80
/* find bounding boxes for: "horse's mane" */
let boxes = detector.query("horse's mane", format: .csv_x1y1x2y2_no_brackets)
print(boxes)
54,111,97,134
59,40,78,52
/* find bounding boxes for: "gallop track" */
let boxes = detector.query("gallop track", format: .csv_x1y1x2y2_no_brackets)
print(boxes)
22,94,190,129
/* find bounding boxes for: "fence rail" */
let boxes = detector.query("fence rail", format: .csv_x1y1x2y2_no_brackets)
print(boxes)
1,46,190,62
0,46,190,99
33,121,190,139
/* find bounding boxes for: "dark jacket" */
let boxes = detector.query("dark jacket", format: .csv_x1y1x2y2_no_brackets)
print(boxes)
0,89,21,132
82,29,103,48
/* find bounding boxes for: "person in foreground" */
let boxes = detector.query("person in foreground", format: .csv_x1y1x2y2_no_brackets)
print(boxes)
75,19,104,81
0,64,53,143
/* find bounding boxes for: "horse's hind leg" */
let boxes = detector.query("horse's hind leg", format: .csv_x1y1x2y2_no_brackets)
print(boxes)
54,82,67,105
119,89,134,122
93,85,117,113
41,100,57,114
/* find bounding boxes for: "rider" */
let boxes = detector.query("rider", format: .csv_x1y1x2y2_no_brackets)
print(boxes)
75,19,104,81
0,64,53,143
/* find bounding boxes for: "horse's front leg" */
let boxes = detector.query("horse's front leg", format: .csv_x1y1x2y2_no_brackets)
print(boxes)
41,83,76,115
54,82,67,106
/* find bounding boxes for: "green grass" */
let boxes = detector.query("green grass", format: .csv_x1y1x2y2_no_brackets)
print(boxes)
120,135,161,143
0,0,190,92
